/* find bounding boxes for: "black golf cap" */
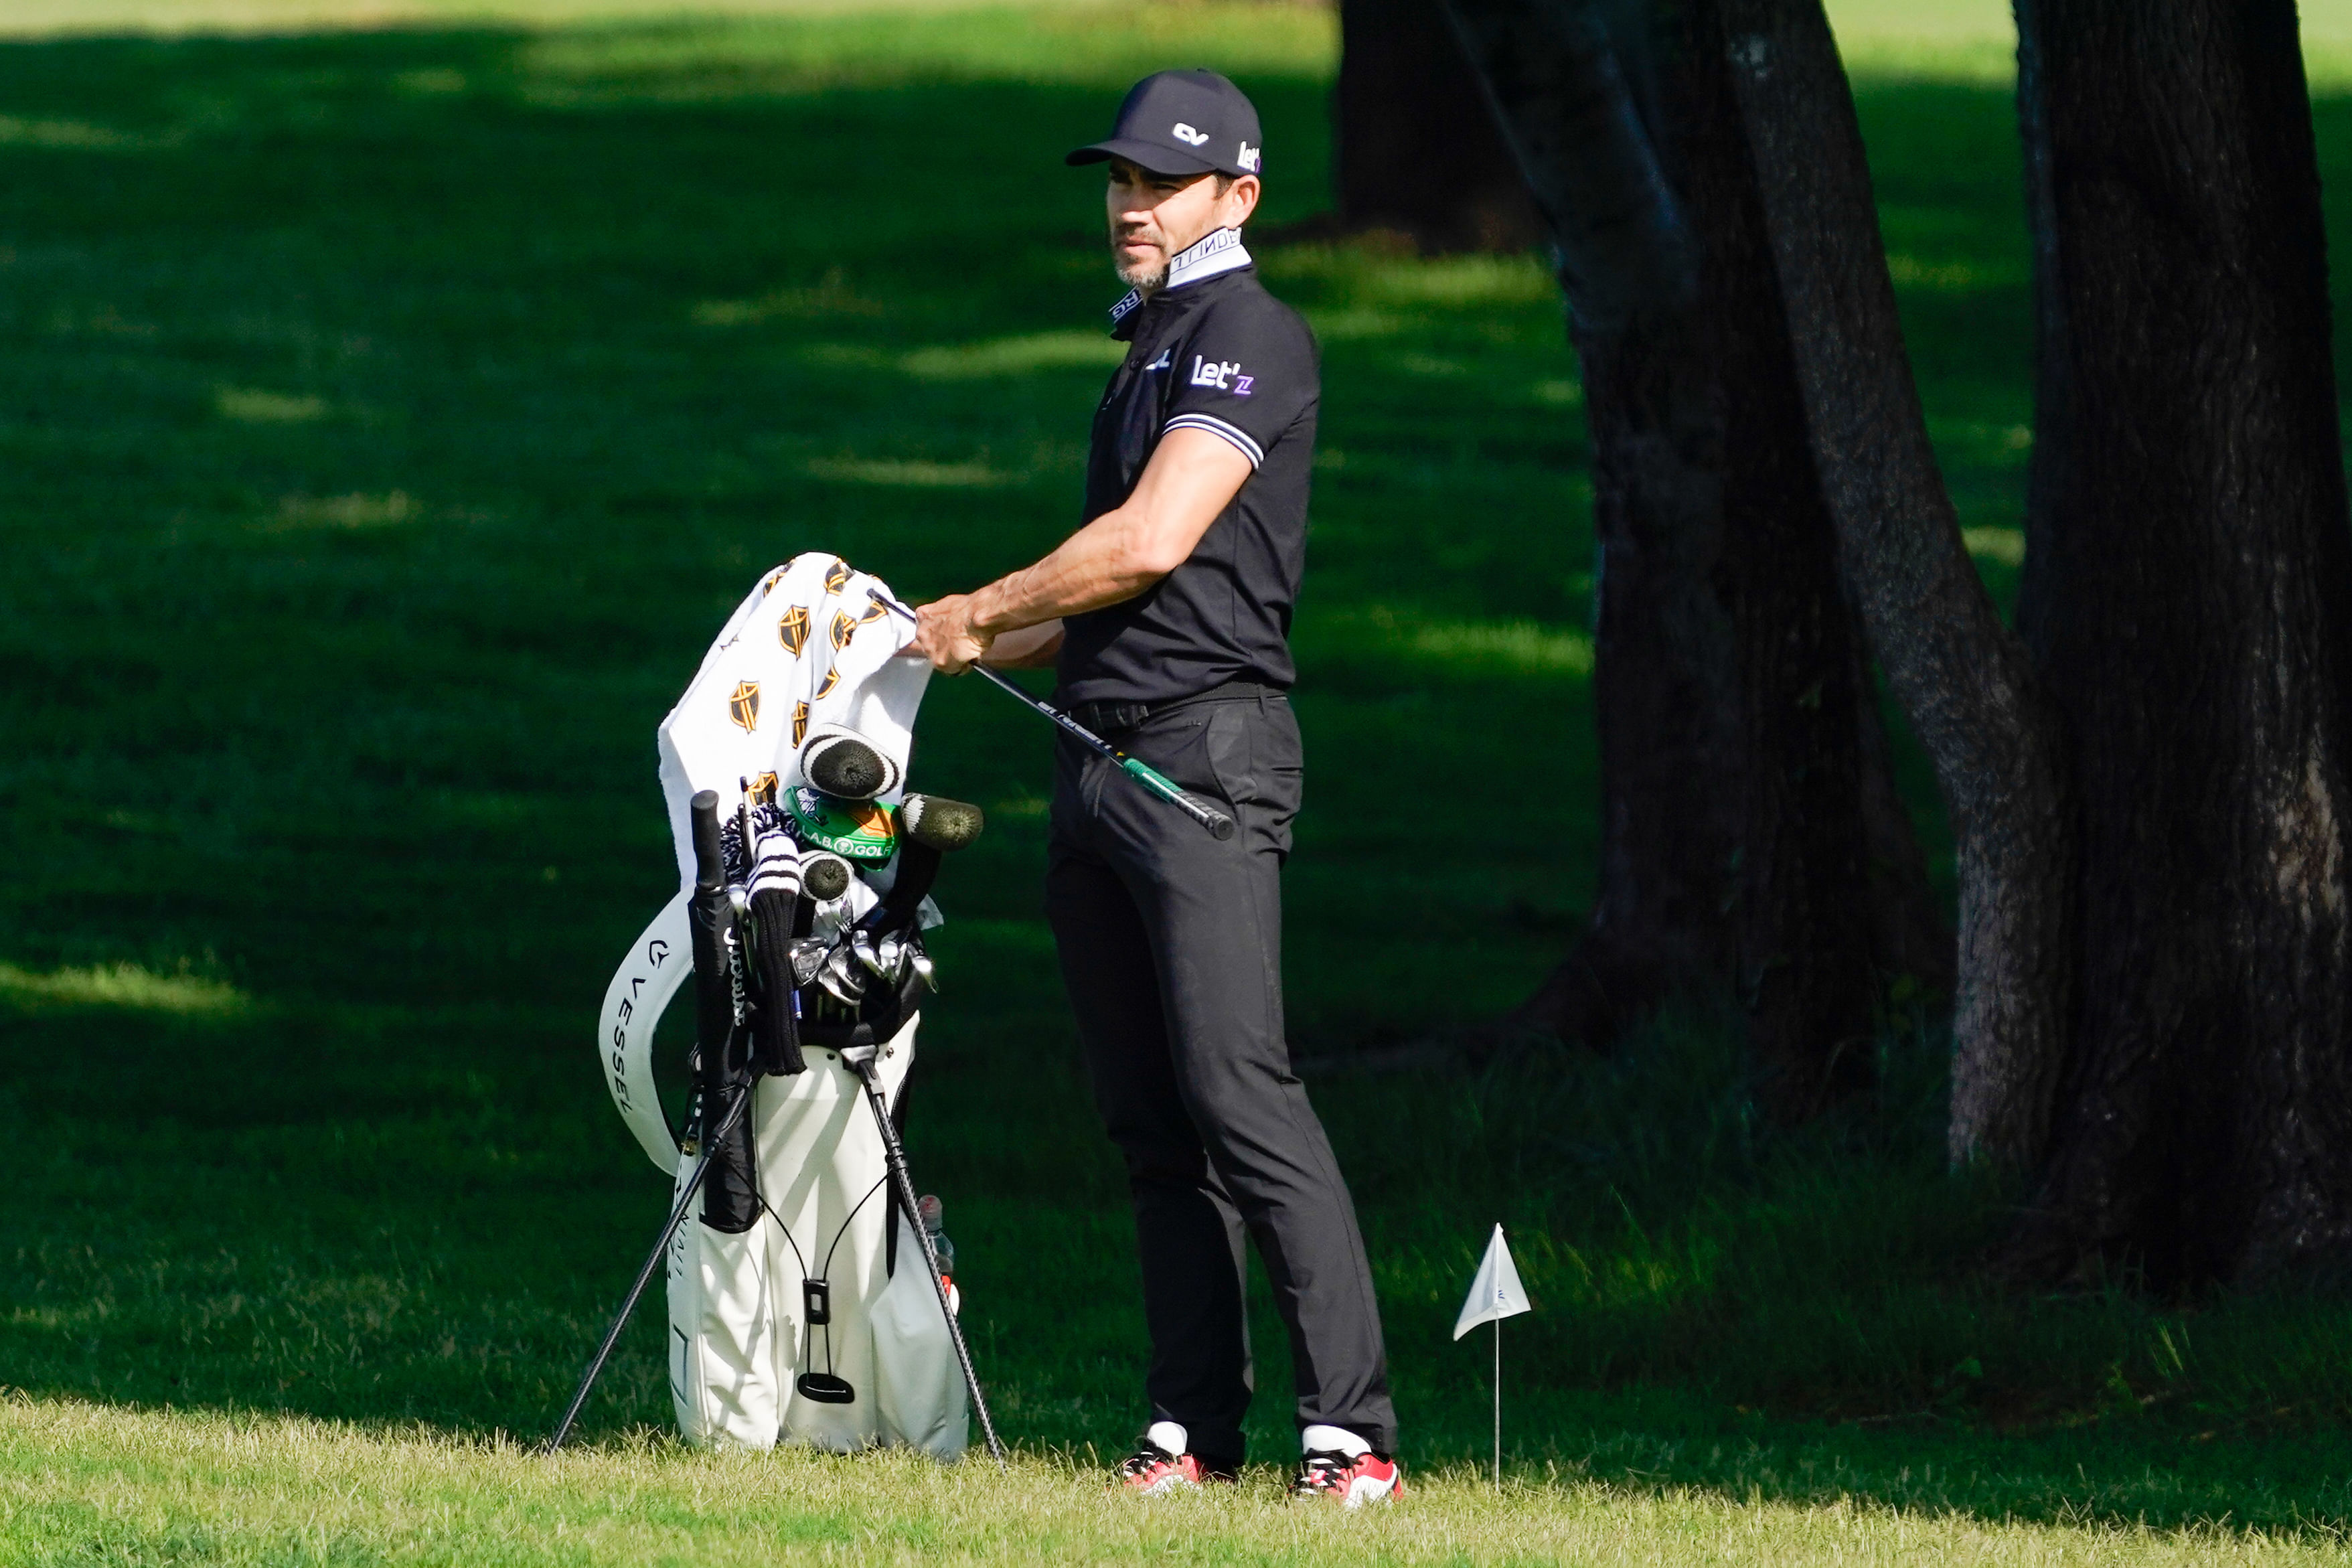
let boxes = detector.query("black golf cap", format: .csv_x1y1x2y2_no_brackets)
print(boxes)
1066,69,1263,180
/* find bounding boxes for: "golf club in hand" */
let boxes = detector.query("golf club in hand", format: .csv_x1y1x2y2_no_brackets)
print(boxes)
868,589,1237,841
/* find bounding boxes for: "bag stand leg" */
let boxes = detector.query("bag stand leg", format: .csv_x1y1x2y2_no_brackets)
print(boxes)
544,1073,754,1454
845,1045,1008,1467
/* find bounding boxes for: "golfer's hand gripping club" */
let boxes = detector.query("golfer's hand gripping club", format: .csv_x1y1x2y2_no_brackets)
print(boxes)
870,589,1237,841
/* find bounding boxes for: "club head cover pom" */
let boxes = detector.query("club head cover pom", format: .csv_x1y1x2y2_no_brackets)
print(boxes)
898,793,984,852
803,853,853,903
799,723,900,803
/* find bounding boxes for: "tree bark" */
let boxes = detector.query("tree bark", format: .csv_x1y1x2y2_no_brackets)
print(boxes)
1335,0,1544,250
1720,0,2076,1161
2013,0,2352,1283
1447,0,1951,1112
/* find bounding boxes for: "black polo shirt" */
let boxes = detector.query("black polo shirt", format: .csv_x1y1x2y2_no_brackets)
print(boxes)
1056,228,1320,709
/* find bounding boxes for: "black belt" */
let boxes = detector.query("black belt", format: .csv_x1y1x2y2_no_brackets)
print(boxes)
1065,681,1276,739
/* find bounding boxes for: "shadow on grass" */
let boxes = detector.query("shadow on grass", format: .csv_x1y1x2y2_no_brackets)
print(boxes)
9,982,2352,1540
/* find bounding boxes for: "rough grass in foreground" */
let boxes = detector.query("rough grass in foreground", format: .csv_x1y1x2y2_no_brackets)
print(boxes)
7,1399,2348,1567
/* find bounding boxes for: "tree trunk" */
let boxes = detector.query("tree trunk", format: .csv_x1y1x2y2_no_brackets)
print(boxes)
1720,0,2076,1162
1534,306,1745,1048
1446,0,1950,1113
2013,0,2352,1284
1336,0,1544,250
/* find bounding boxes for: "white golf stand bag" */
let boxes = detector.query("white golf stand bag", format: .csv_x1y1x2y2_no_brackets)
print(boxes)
591,553,983,1459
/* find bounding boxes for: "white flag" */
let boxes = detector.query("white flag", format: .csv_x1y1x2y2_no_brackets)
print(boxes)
1452,1224,1531,1341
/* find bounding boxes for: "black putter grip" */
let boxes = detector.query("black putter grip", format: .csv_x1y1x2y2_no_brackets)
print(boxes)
690,789,725,892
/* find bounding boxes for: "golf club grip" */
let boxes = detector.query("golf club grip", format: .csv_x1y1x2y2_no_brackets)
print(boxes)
1174,790,1238,842
689,789,725,892
1120,759,1237,841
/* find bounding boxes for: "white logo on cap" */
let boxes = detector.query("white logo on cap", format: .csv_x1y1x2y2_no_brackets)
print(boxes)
1172,123,1210,146
1237,141,1261,173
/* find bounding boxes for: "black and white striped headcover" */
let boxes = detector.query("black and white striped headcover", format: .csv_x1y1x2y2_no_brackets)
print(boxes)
747,826,803,902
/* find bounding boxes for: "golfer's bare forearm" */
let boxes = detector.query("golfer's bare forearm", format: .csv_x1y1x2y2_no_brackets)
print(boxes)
969,427,1253,635
981,620,1064,669
967,520,1171,633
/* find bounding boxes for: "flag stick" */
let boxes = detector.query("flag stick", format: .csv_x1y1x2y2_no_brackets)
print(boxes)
1492,1317,1502,1491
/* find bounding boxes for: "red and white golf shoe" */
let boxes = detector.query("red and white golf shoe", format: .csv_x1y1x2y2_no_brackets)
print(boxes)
1289,1447,1405,1506
1113,1443,1236,1495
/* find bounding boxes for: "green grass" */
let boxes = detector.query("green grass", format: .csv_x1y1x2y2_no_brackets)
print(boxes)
27,1403,2352,1568
7,2,2352,1561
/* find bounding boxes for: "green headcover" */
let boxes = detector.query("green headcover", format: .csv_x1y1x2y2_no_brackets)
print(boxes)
785,785,899,864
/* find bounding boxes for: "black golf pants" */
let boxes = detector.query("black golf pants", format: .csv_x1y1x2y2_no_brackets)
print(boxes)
1045,689,1396,1464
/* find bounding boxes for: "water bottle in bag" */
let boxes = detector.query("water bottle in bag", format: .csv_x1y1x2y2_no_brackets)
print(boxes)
917,1192,959,1313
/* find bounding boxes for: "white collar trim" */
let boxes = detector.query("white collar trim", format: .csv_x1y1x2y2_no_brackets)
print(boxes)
1166,226,1251,289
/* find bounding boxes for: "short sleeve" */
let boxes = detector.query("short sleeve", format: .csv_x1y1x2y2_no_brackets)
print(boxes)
1160,299,1317,471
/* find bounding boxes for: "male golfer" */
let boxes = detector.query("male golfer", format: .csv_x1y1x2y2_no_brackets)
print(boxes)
911,70,1401,1504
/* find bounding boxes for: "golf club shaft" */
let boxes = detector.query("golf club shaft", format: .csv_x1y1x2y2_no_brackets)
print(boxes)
868,590,1236,842
850,1054,1008,1468
544,1073,755,1454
